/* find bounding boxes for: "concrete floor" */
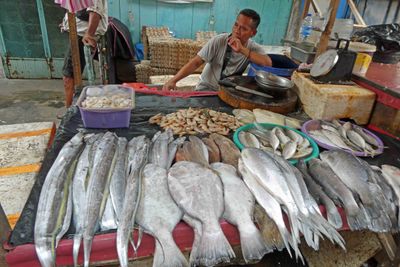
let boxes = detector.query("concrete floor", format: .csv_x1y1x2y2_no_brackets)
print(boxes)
0,79,67,126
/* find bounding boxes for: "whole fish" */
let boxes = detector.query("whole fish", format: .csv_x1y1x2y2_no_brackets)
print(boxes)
282,141,297,160
34,132,84,267
239,131,260,148
72,133,100,267
109,137,128,222
182,136,209,166
240,148,303,261
136,164,187,267
308,158,367,231
210,133,240,169
168,161,235,266
297,161,343,229
238,158,299,260
117,136,150,267
82,132,118,267
211,162,272,262
202,137,221,163
320,150,392,232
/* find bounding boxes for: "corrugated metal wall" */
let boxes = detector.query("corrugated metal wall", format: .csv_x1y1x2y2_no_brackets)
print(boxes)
0,0,293,79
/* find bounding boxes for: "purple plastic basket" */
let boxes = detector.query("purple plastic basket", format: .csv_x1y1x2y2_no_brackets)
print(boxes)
301,120,384,157
77,85,134,129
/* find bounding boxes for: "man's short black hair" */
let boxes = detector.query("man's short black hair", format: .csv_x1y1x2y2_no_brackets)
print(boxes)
239,9,261,29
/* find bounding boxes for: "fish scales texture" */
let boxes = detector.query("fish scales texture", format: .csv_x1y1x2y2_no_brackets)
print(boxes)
110,137,128,223
117,135,150,267
211,162,272,262
308,158,368,231
202,137,221,163
320,150,392,231
238,159,298,259
136,163,187,267
297,161,342,229
83,132,118,267
35,132,84,267
168,161,235,266
210,133,240,169
240,149,304,261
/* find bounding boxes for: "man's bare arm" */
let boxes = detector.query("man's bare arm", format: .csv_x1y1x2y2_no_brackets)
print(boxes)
83,11,101,48
163,55,205,90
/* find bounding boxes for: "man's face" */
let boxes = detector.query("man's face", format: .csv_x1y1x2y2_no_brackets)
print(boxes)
232,14,257,44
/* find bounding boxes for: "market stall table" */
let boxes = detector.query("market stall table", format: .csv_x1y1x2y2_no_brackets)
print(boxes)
4,93,400,266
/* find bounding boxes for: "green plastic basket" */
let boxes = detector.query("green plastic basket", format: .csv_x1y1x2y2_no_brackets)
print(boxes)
233,123,319,165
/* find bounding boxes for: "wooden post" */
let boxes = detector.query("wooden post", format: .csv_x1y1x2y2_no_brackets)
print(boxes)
285,0,302,42
67,12,83,90
301,0,312,19
0,204,11,267
347,0,366,26
311,0,322,16
316,0,340,57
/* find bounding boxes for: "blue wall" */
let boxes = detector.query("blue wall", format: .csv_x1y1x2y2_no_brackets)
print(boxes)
108,0,293,45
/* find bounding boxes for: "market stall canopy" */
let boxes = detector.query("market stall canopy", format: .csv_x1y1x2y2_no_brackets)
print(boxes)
54,0,93,13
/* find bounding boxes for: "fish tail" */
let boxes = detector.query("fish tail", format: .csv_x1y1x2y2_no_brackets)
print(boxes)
116,227,130,267
35,238,55,267
286,209,304,263
153,232,188,267
83,236,93,267
196,226,235,266
237,224,272,263
73,233,82,267
325,206,343,229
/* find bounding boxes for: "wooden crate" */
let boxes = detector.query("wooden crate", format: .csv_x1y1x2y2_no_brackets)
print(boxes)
292,72,376,124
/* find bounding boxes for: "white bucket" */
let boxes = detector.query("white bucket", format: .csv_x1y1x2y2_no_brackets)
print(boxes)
349,42,377,76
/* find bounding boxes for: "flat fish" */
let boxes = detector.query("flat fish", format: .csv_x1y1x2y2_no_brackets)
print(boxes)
34,132,84,267
202,137,221,163
210,133,240,169
211,162,272,262
182,215,202,266
168,161,235,266
136,163,187,267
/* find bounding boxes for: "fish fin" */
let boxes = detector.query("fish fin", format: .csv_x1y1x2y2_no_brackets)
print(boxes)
73,234,82,267
196,226,235,266
238,223,272,263
153,232,188,267
326,207,343,229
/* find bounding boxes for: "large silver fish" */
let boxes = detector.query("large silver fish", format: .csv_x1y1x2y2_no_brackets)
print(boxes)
34,132,84,267
136,163,187,267
117,135,150,267
211,162,272,262
168,161,235,266
82,132,118,267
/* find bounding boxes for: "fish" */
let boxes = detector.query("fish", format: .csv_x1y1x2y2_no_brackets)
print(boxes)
136,163,187,267
71,134,100,267
320,150,392,232
238,158,298,259
211,162,272,262
117,136,150,267
232,109,256,124
181,136,209,166
149,130,174,169
168,161,235,266
109,137,128,223
34,132,84,267
297,160,343,229
307,158,367,231
83,132,118,267
202,137,221,163
238,131,260,148
182,215,202,266
282,141,297,160
100,195,117,231
240,148,303,261
167,137,186,168
210,133,240,169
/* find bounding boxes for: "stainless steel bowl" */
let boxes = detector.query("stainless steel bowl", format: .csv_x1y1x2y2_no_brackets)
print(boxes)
255,70,294,89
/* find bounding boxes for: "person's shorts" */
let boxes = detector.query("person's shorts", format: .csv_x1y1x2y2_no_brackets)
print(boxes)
62,36,86,78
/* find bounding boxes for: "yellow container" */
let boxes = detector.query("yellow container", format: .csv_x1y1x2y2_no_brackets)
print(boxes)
349,42,376,76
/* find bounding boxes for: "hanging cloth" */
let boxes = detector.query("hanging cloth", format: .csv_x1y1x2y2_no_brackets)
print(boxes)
54,0,93,13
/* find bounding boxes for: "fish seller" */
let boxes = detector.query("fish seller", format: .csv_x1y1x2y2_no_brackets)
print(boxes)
60,0,108,108
162,8,272,91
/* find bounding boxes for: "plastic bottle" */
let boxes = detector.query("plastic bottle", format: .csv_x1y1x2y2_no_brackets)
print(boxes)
299,14,313,41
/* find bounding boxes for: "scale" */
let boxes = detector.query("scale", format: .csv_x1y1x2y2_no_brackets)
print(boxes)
311,39,357,83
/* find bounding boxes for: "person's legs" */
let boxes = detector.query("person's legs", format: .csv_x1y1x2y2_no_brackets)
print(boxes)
62,36,85,107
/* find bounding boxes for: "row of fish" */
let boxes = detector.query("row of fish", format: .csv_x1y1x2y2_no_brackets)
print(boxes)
299,150,400,233
238,125,313,160
308,120,383,156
